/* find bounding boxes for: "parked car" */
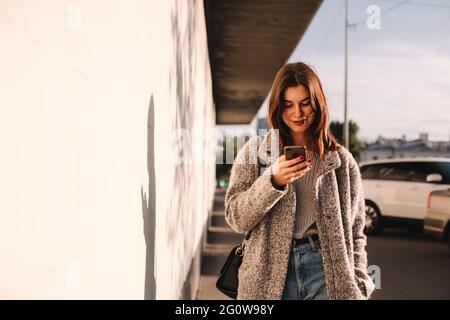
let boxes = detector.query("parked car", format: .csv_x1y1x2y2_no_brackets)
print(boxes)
424,188,450,250
359,157,450,235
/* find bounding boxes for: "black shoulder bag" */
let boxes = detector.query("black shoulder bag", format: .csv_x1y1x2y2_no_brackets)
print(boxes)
215,156,267,299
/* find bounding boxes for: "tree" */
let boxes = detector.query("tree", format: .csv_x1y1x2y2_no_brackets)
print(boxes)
329,120,365,162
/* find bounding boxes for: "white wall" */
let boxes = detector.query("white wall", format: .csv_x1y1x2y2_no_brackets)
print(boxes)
0,0,216,299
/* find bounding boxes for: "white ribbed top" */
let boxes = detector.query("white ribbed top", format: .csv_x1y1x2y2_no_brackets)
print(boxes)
292,150,321,239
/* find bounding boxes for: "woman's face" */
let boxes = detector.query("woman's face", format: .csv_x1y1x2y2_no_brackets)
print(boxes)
281,85,315,134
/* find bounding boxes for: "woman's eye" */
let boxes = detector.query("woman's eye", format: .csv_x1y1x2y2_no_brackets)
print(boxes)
301,100,311,106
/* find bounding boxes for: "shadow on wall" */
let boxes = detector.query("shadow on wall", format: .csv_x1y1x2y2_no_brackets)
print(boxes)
142,94,156,299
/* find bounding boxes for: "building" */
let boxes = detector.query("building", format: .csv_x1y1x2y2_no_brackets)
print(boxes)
360,133,450,162
0,0,322,299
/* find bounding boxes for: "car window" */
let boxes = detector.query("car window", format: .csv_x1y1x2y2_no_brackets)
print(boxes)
378,163,409,181
360,165,372,179
432,162,450,184
360,164,383,179
404,162,433,182
361,161,450,183
403,162,450,184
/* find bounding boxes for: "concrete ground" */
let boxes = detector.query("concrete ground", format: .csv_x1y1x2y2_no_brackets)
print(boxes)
196,188,235,300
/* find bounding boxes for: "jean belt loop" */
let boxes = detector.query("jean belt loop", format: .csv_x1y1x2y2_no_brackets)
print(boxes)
308,236,317,251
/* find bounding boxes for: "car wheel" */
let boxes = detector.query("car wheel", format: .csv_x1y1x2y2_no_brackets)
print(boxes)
364,201,382,235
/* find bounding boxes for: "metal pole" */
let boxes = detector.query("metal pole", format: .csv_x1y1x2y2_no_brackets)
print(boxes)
344,0,349,150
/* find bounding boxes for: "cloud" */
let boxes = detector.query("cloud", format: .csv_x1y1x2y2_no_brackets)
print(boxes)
312,40,450,142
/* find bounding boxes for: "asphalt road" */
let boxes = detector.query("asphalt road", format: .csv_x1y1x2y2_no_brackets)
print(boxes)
367,228,450,299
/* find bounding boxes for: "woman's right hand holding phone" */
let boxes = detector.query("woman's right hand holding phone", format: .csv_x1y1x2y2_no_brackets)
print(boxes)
270,155,313,189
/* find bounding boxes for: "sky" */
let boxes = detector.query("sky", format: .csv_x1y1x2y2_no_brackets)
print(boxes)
244,0,450,143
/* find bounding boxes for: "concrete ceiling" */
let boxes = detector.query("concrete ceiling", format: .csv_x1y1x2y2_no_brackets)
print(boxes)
204,0,323,125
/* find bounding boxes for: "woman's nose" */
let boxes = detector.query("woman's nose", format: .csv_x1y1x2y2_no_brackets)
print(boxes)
294,105,304,117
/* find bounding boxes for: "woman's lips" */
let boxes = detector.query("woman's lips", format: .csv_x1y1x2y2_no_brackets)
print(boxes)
293,119,306,126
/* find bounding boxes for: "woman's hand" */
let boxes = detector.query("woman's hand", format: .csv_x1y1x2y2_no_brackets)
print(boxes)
270,155,313,189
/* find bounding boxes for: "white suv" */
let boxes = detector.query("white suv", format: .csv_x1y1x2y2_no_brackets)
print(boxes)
359,157,450,234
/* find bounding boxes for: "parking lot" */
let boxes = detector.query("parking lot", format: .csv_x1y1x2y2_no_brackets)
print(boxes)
367,229,450,299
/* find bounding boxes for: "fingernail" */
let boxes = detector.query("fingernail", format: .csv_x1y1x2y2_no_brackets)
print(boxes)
300,156,304,160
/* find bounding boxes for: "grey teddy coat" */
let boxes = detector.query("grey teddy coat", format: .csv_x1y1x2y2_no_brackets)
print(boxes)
224,128,375,300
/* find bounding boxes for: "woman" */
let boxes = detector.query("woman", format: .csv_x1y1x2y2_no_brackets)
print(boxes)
224,62,375,300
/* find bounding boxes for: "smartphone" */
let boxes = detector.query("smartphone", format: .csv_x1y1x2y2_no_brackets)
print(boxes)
284,146,307,161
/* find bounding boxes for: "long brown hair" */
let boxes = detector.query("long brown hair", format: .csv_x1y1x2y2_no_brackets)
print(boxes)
267,62,340,158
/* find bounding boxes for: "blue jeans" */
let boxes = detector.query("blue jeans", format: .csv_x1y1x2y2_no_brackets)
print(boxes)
281,236,329,300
